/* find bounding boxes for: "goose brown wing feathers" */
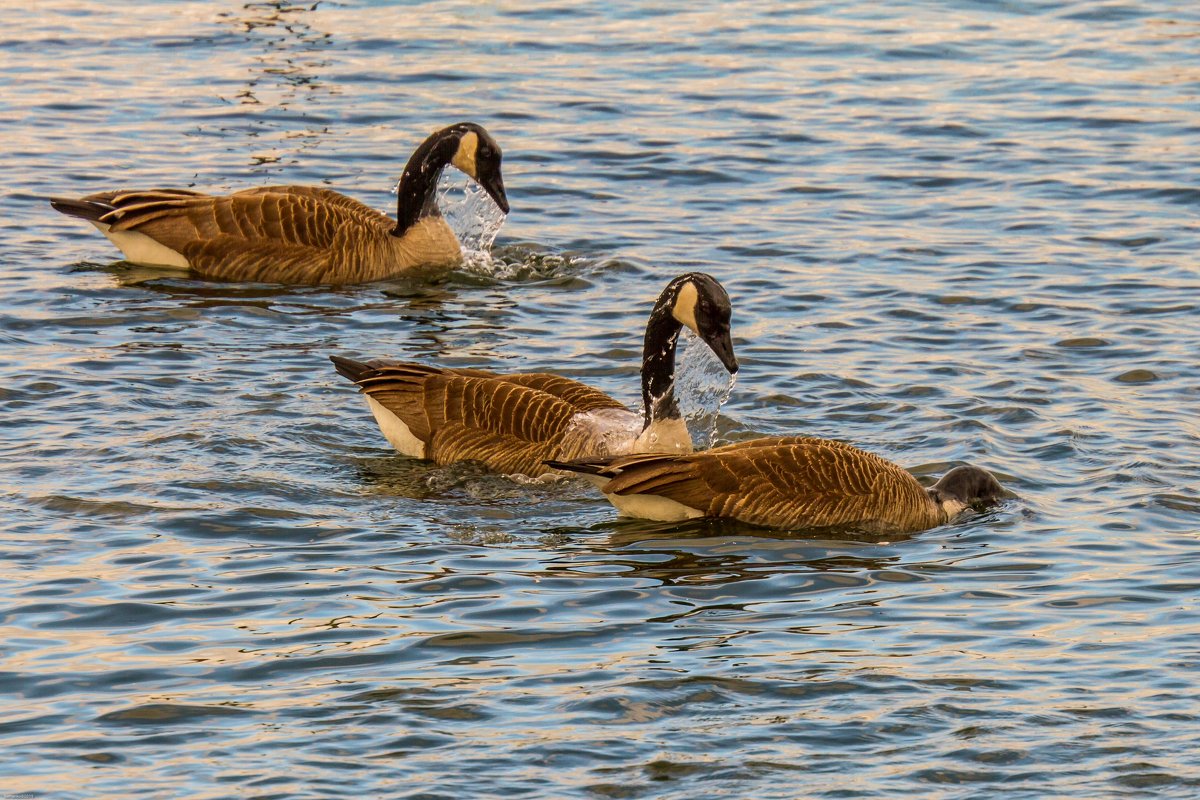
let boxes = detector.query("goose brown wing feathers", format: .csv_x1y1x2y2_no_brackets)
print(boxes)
427,374,629,472
344,361,629,475
104,189,389,250
234,185,391,217
602,436,942,532
491,373,626,413
179,236,333,284
429,421,563,476
89,187,402,283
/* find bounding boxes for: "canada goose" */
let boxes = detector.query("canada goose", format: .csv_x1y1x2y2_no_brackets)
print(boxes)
48,122,509,285
330,272,739,477
547,436,1005,534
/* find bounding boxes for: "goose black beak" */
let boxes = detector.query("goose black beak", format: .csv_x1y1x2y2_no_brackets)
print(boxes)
707,328,739,375
478,171,509,215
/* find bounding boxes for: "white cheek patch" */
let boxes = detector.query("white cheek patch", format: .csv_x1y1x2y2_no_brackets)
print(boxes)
451,131,479,180
671,281,700,334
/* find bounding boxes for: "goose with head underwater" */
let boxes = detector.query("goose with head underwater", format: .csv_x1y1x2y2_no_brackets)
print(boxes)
330,272,739,478
547,436,1006,535
48,122,508,285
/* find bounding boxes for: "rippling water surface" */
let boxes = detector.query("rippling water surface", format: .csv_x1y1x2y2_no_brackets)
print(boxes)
3,1,1199,797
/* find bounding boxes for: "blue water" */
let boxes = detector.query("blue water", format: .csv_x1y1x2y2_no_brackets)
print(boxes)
2,1,1199,797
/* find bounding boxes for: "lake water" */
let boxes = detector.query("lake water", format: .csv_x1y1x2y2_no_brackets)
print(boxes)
2,1,1199,797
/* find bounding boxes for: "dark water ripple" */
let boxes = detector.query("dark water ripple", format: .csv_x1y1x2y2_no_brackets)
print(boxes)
2,0,1200,797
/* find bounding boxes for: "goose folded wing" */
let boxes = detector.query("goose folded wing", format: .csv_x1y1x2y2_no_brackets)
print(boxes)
104,190,389,252
234,185,390,218
493,373,627,413
429,421,563,475
182,236,334,283
432,375,582,446
427,376,598,473
603,438,913,529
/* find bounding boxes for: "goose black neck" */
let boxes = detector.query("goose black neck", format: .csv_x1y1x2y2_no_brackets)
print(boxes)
640,307,684,428
392,134,456,236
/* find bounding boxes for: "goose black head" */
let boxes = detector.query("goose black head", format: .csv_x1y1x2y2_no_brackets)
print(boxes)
394,122,509,235
663,272,739,375
444,122,509,214
638,272,738,430
927,465,1006,517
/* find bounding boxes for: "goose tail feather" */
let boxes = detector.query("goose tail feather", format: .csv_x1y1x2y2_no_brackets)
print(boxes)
544,458,609,476
330,355,375,384
49,197,114,223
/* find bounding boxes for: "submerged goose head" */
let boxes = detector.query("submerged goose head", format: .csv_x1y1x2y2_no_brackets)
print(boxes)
926,465,1006,519
635,273,739,451
393,122,509,236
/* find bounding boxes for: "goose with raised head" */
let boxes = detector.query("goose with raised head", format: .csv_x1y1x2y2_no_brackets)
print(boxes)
48,122,508,285
547,436,1005,534
330,272,739,478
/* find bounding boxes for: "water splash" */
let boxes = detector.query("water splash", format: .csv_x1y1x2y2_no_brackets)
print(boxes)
485,246,585,282
390,171,590,282
562,407,644,457
674,327,738,450
388,169,508,274
436,170,508,273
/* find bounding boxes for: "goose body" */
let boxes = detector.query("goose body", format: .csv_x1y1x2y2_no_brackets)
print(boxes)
49,122,508,285
331,273,739,478
548,436,1005,534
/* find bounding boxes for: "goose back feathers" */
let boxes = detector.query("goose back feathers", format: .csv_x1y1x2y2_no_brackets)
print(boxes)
331,273,739,478
49,122,508,285
331,358,641,476
548,436,1004,534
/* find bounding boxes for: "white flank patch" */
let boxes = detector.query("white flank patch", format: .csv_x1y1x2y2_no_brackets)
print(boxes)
451,131,479,180
92,221,189,269
606,491,704,522
365,396,425,458
671,280,700,334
